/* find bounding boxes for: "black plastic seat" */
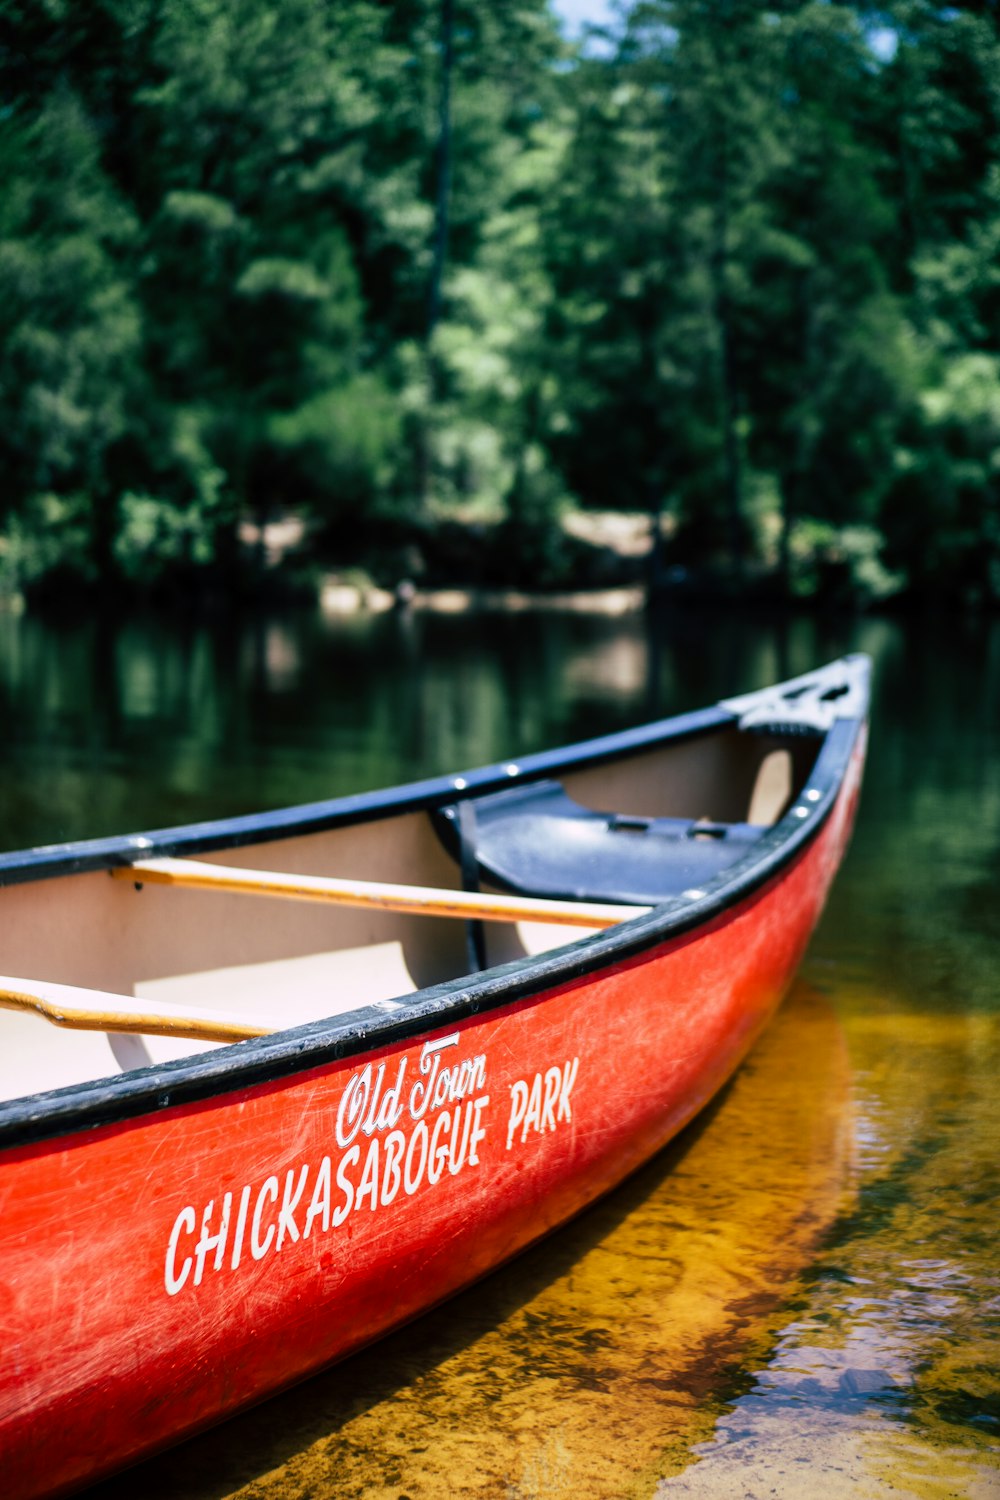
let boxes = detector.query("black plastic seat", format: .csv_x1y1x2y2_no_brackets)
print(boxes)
435,779,763,907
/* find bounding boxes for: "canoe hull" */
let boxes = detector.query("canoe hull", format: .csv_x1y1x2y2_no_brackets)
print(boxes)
0,731,864,1499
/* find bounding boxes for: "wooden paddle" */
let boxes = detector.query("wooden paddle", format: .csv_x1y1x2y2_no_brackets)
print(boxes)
117,857,651,929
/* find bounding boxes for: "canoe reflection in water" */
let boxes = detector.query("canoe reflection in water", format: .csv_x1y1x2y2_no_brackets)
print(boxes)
0,657,869,1498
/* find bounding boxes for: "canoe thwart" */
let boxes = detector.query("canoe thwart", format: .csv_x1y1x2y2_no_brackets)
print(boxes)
0,977,270,1043
116,857,652,928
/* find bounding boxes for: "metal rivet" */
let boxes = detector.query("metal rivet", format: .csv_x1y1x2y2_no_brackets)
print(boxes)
805,789,821,802
794,806,809,818
505,763,519,776
453,777,467,790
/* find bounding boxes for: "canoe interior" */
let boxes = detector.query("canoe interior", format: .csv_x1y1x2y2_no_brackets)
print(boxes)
0,721,819,1104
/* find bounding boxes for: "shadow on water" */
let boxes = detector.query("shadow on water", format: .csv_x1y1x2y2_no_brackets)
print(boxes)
804,1133,949,1256
79,987,852,1500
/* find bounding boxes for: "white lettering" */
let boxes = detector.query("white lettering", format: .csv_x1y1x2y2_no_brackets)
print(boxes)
251,1176,279,1260
409,1052,440,1120
361,1063,386,1136
303,1156,331,1238
277,1164,309,1249
409,1034,462,1118
164,1038,495,1295
404,1119,429,1194
165,1206,195,1295
356,1138,381,1211
558,1057,579,1122
447,1101,472,1175
376,1058,407,1132
469,1094,489,1164
193,1194,231,1286
336,1064,373,1147
428,1109,450,1184
507,1079,528,1150
382,1129,405,1205
523,1073,543,1139
230,1184,251,1270
333,1145,360,1226
505,1059,578,1150
542,1066,561,1133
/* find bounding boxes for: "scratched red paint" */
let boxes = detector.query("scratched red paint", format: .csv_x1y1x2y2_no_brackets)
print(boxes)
0,747,863,1500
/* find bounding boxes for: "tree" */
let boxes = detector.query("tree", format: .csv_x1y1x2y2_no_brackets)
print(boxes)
869,2,1000,603
541,1,790,578
739,5,912,595
0,89,142,585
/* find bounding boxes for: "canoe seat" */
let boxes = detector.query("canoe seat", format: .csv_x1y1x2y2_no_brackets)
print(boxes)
436,780,763,906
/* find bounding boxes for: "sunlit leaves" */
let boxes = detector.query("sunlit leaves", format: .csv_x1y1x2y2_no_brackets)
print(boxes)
0,0,997,602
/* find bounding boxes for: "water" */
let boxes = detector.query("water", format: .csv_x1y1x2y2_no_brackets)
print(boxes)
1,601,997,1499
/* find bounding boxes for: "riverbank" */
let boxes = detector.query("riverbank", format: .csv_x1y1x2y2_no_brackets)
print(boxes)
319,580,648,617
9,501,994,618
209,505,937,617
312,507,655,616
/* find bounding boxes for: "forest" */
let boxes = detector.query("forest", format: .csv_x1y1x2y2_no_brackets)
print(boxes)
0,0,998,609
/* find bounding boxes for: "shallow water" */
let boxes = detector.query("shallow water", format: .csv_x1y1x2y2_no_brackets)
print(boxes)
1,603,997,1499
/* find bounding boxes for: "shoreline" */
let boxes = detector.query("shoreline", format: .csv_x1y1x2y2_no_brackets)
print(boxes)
319,579,648,617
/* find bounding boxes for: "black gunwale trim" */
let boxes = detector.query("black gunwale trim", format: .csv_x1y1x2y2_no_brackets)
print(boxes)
0,661,869,1150
0,705,729,887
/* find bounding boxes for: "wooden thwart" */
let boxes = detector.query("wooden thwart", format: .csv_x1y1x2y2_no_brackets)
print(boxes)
117,856,651,929
1,866,647,1045
0,977,268,1043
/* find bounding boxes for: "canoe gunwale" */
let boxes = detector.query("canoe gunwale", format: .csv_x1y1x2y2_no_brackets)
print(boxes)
0,704,732,888
0,671,868,1151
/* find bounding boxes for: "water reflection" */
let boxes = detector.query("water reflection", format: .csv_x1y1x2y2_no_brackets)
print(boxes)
0,603,875,852
2,605,998,1497
651,987,1000,1497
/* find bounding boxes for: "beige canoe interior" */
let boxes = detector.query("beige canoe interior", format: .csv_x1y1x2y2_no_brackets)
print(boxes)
0,727,814,1104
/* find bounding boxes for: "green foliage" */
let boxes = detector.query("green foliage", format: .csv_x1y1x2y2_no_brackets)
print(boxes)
0,91,141,542
269,376,403,522
113,492,219,581
0,492,98,593
0,0,997,605
883,353,1000,606
783,519,904,606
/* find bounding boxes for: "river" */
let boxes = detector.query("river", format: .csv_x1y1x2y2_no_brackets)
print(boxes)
0,600,996,1499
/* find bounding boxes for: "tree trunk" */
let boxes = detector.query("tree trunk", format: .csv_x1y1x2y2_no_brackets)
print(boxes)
421,0,455,507
711,221,745,580
427,0,455,353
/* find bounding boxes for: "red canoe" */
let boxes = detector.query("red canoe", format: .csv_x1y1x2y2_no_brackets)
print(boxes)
0,656,869,1498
